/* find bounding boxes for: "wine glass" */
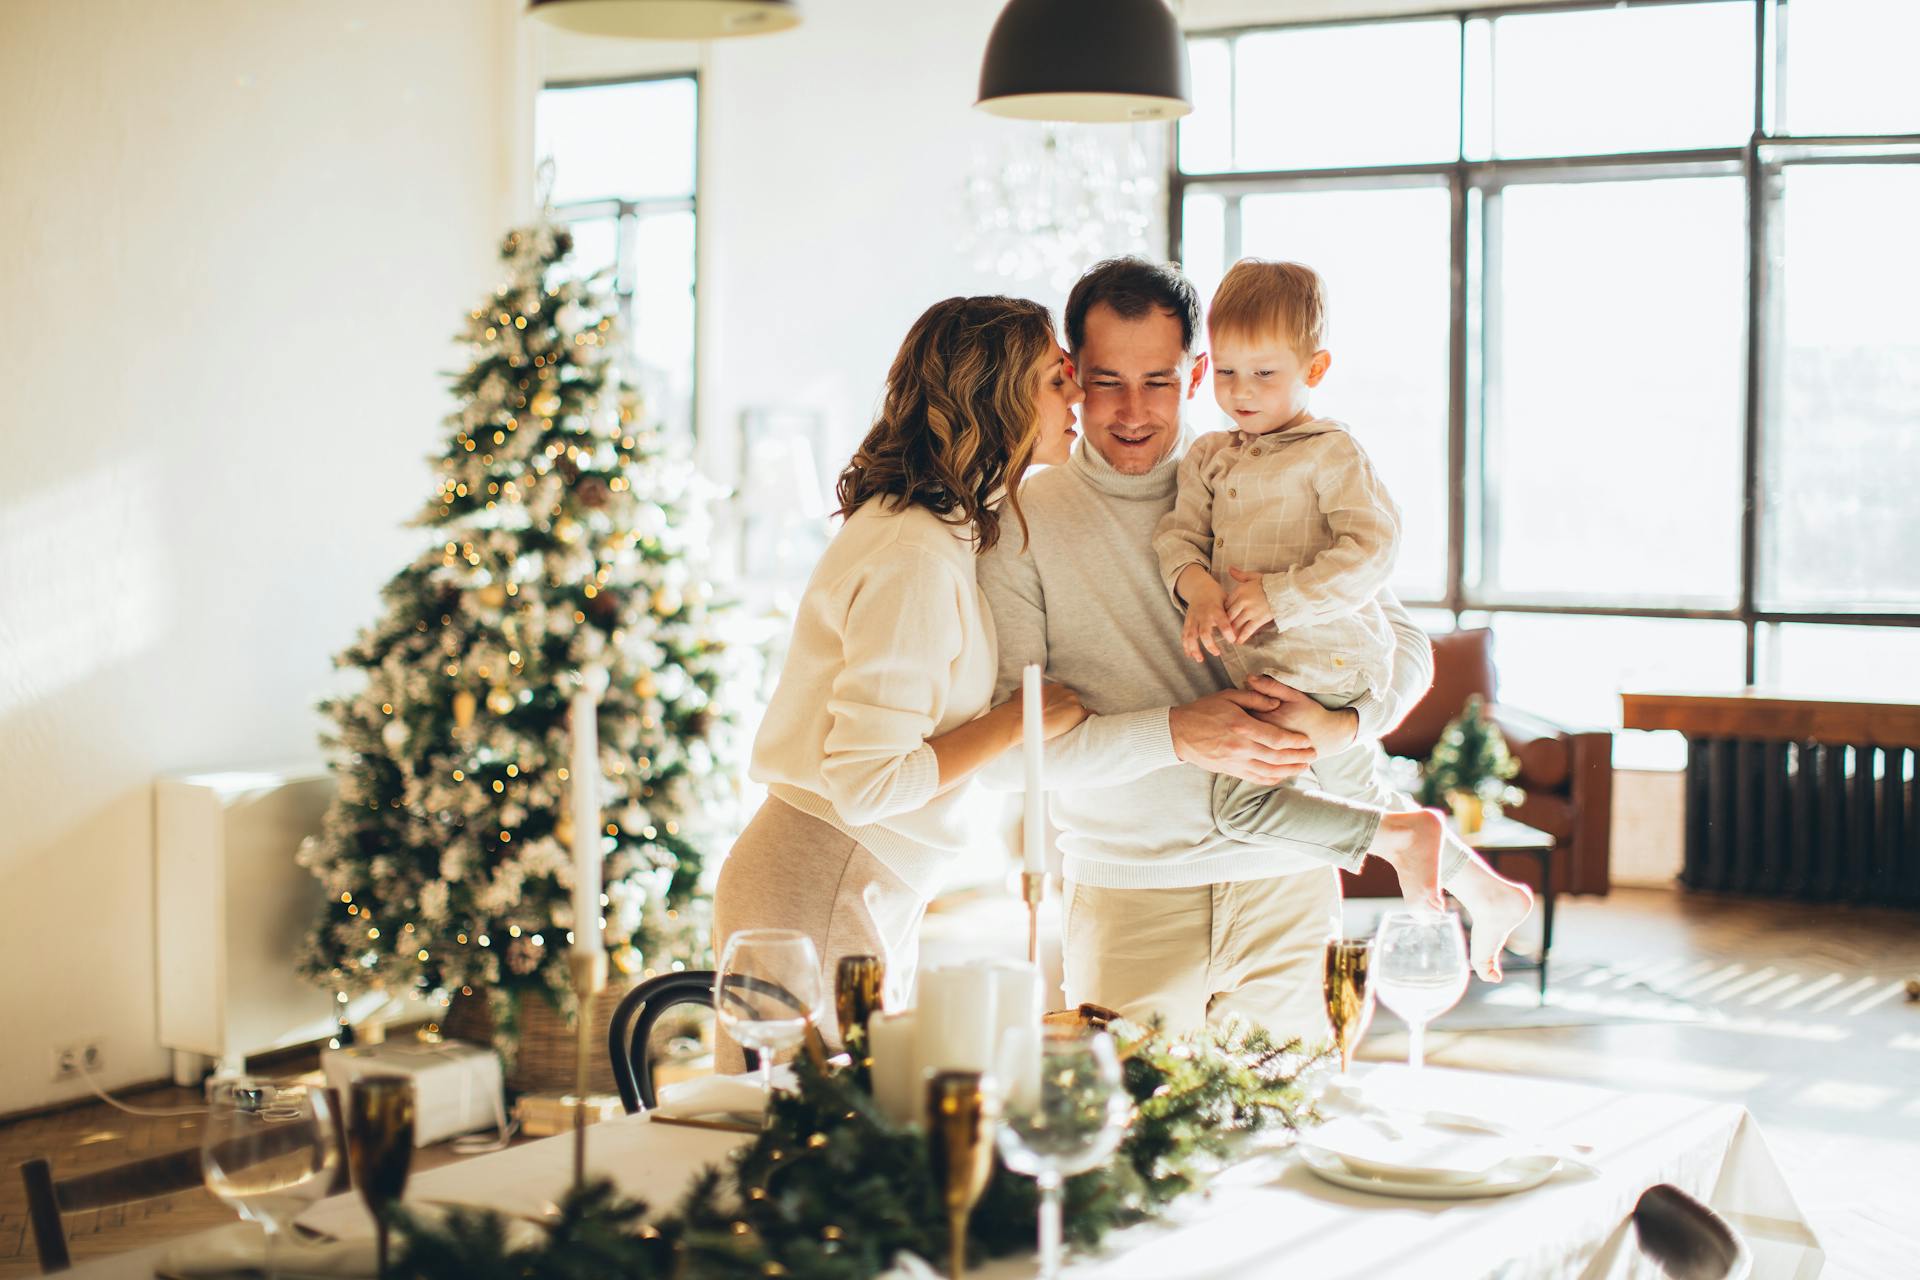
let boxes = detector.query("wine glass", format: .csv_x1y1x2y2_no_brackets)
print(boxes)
200,1078,341,1280
346,1075,415,1280
994,1027,1131,1280
1323,936,1376,1076
1372,910,1469,1070
715,929,824,1121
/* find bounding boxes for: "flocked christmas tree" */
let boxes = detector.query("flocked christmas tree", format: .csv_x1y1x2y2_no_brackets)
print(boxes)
1416,693,1521,814
298,218,744,1051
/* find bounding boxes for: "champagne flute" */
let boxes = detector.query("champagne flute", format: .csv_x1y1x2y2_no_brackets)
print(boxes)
995,1026,1131,1280
715,929,824,1122
1323,937,1376,1075
1372,910,1469,1070
346,1075,415,1280
836,953,886,1053
200,1078,341,1280
929,1071,1002,1280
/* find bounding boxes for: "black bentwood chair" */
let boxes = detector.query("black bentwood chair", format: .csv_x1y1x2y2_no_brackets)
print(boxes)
1632,1183,1753,1280
608,969,815,1113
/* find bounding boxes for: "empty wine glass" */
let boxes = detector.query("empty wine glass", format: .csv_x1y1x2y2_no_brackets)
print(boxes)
994,1026,1131,1280
715,928,824,1122
1372,910,1470,1070
200,1078,341,1280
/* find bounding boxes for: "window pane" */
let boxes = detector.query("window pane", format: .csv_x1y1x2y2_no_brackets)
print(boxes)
1759,623,1920,701
1180,191,1227,316
1482,178,1745,604
1179,38,1233,173
1760,165,1920,610
561,217,619,285
1488,613,1747,769
1234,21,1459,171
629,211,697,437
1782,0,1920,135
1489,3,1753,158
536,78,697,204
1238,187,1452,600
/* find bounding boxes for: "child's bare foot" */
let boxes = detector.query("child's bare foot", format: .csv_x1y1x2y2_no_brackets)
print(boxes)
1448,861,1534,982
1370,810,1445,912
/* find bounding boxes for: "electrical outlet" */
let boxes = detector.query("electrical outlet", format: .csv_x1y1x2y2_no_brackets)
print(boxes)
49,1039,104,1083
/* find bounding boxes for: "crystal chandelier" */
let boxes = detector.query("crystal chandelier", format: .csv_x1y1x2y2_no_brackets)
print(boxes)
962,125,1163,295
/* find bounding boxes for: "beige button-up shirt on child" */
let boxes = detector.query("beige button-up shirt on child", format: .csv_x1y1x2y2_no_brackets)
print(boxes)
1153,418,1400,705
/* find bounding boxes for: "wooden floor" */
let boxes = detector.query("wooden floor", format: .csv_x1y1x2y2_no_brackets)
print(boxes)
3,886,1915,1277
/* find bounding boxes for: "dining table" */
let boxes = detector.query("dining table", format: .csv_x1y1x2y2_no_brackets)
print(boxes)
65,1064,1823,1280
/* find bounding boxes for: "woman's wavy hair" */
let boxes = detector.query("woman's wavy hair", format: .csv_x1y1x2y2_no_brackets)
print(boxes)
834,295,1057,553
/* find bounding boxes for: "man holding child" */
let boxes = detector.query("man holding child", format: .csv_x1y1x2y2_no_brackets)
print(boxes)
979,257,1531,1042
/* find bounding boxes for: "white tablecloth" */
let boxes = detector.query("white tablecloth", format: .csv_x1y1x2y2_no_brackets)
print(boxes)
65,1067,1822,1280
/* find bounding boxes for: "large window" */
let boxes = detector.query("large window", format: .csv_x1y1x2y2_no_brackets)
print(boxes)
536,75,699,438
1175,0,1920,756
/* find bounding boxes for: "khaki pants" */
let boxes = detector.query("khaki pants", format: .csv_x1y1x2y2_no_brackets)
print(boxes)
711,796,927,1072
1061,868,1341,1045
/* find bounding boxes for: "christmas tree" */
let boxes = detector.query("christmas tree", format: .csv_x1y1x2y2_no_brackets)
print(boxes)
1417,693,1521,812
297,219,743,1050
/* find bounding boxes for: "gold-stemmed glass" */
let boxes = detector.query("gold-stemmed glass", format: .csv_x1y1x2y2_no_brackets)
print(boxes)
927,1070,1001,1280
1323,936,1377,1075
835,953,886,1053
346,1075,415,1279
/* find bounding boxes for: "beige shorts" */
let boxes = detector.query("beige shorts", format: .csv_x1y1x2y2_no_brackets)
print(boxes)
711,795,927,1071
1060,867,1341,1045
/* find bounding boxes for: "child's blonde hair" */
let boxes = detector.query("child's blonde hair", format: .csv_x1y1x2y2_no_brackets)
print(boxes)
1207,258,1328,358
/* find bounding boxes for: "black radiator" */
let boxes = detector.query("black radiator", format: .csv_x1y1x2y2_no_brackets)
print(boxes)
1684,737,1919,905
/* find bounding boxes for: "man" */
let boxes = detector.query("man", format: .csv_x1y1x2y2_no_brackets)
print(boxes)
978,258,1436,1041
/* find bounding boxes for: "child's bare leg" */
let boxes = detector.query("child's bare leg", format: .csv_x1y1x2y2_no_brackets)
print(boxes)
1367,810,1446,912
1441,836,1534,982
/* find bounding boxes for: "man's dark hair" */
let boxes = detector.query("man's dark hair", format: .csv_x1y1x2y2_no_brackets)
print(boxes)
1063,256,1201,357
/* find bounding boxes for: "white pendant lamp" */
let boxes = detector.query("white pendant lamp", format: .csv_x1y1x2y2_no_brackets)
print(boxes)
527,0,799,40
977,0,1191,123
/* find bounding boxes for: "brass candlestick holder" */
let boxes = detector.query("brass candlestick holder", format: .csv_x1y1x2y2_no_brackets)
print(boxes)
1020,871,1045,966
567,947,608,1189
928,1071,1001,1280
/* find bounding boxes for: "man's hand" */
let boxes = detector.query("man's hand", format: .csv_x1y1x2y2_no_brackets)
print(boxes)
1224,567,1276,642
1169,688,1316,785
1246,675,1360,759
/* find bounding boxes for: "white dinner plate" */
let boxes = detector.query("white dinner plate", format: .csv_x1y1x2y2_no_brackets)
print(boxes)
1303,1115,1531,1185
1296,1144,1562,1200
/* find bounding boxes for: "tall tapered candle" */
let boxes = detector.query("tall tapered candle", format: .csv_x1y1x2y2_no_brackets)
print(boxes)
570,679,604,959
1022,663,1044,875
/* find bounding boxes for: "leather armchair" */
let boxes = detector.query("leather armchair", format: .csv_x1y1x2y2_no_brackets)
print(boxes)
1343,627,1614,898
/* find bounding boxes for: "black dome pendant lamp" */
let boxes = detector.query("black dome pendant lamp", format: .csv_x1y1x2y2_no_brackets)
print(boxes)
976,0,1192,123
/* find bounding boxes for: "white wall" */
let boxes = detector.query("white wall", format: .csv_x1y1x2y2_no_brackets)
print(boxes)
0,0,519,1115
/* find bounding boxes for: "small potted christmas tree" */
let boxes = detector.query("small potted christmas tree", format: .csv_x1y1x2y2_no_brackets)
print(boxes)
1416,694,1520,834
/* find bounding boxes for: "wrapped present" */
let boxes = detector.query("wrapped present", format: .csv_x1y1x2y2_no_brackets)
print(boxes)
514,1092,626,1138
321,1040,506,1147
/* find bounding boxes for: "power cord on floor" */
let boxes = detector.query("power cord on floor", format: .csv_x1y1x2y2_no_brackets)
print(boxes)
75,1056,209,1118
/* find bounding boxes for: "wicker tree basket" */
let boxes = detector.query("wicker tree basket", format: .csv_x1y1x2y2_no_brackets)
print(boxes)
443,977,642,1095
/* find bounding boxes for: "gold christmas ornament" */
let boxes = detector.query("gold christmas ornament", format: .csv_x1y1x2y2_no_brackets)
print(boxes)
652,586,683,616
555,816,575,846
612,945,643,976
486,686,515,716
633,673,657,698
531,391,561,418
477,583,508,608
452,689,478,729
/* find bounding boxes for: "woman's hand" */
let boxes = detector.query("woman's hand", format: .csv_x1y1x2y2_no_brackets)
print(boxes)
1039,682,1088,740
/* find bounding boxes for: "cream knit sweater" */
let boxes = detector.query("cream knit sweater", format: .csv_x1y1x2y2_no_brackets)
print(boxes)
748,499,997,898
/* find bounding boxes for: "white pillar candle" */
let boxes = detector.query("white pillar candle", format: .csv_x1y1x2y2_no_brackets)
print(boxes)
986,961,1043,1110
916,965,999,1076
569,680,604,959
1022,664,1045,875
866,1009,921,1127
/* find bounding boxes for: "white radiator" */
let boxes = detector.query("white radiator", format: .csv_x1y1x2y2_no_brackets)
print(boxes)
155,766,367,1080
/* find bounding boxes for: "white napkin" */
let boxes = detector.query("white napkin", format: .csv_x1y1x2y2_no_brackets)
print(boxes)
875,1251,943,1280
651,1069,795,1123
159,1222,375,1278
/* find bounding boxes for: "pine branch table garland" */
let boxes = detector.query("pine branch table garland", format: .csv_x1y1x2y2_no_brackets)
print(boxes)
393,1019,1331,1278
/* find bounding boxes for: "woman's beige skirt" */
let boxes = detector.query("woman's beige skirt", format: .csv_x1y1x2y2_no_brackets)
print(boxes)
711,794,927,1072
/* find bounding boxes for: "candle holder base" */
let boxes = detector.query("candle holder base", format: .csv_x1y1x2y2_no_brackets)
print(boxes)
567,949,609,1190
1020,871,1046,967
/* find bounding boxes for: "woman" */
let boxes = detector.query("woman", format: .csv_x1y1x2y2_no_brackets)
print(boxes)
714,295,1086,1060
